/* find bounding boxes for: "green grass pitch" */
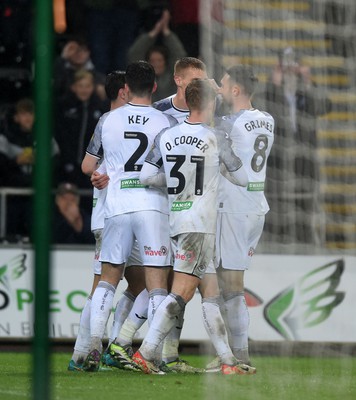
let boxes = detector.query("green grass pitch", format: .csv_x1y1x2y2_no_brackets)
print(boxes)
0,352,355,400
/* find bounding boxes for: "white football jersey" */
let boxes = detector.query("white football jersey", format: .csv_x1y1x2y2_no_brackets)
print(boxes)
153,95,189,124
216,108,274,214
91,160,108,231
85,114,107,231
146,120,243,236
102,103,177,217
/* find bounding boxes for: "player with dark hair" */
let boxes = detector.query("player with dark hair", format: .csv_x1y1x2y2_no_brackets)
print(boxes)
82,61,177,372
109,57,210,373
67,70,128,371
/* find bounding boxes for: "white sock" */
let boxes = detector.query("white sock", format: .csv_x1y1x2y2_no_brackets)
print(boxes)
162,308,184,364
90,281,116,351
108,290,136,344
72,296,92,363
224,291,250,363
140,293,185,361
116,289,149,347
201,296,236,366
147,288,168,326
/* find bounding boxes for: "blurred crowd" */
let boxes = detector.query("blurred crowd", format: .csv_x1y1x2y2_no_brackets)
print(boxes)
0,0,331,244
0,0,199,241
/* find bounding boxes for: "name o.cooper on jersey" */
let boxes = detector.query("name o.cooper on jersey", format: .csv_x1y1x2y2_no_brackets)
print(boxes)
101,103,177,218
144,120,245,237
161,121,220,236
216,108,275,214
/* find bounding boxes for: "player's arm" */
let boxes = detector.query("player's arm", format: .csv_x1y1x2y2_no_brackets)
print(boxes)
82,152,109,189
219,162,247,186
139,130,166,187
90,161,109,190
81,114,110,187
82,113,107,176
140,161,166,187
82,153,100,176
216,129,248,187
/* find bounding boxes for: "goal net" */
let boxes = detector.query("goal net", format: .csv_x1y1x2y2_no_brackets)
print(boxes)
200,0,356,254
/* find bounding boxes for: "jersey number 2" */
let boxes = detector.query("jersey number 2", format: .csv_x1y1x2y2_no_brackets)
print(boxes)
124,131,148,172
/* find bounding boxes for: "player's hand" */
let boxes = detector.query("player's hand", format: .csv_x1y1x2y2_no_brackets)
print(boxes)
91,170,109,189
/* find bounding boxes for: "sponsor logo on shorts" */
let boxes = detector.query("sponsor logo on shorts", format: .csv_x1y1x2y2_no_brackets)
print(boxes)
175,250,195,263
248,247,255,257
93,198,97,208
144,246,168,257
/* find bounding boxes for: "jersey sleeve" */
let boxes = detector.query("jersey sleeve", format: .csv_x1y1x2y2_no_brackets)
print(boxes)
140,128,166,187
85,113,108,159
139,162,166,187
166,113,179,127
215,128,242,171
215,128,248,186
144,128,167,168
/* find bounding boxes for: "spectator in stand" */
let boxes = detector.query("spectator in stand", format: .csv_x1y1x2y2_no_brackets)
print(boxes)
0,98,60,238
128,9,186,102
259,47,331,243
54,38,107,101
84,0,140,73
170,0,200,58
0,99,35,188
55,69,107,190
53,182,94,244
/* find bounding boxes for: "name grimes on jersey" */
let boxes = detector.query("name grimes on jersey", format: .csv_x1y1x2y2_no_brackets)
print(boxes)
164,135,210,153
244,119,273,133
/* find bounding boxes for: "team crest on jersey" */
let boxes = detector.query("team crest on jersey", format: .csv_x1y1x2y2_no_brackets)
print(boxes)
196,263,206,274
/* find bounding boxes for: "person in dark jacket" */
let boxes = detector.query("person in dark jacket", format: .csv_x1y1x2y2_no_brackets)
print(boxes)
54,38,106,101
0,98,60,238
258,47,331,244
128,9,186,102
55,69,108,189
53,182,94,244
